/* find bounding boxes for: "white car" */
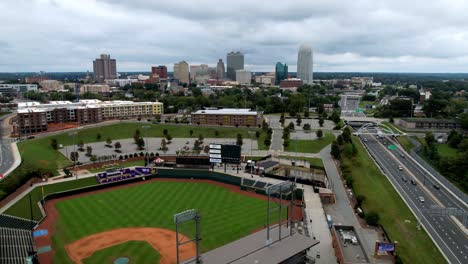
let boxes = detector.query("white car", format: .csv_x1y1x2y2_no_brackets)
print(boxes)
418,196,425,203
398,166,403,171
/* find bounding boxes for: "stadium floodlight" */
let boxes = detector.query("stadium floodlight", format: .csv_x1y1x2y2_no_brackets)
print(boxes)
174,209,197,224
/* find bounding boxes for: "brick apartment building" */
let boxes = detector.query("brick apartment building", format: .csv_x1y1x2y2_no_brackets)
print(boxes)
17,100,163,135
191,108,263,127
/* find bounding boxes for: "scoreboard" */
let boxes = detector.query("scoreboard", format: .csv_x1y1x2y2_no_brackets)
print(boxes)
209,144,241,164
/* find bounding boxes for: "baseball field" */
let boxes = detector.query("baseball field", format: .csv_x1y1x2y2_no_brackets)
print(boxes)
36,179,284,263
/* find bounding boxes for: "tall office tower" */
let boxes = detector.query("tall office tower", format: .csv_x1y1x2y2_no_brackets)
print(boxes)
226,51,244,80
297,44,313,84
275,62,288,85
93,54,117,82
173,61,189,84
216,59,225,80
151,66,168,78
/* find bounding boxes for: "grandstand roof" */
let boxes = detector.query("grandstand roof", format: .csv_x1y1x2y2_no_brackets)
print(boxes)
202,224,318,263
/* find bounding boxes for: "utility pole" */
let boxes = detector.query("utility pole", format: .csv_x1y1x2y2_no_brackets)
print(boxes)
142,125,150,165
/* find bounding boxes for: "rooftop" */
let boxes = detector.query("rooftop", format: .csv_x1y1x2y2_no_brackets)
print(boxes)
192,108,260,115
401,118,460,124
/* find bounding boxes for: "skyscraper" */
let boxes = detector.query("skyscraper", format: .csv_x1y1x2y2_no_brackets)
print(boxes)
275,62,288,85
236,70,251,85
173,61,189,84
151,66,168,78
226,51,244,80
93,54,117,82
216,59,225,80
297,45,313,84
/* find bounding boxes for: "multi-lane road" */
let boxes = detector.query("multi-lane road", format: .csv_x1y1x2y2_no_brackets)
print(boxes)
0,114,17,176
362,135,467,264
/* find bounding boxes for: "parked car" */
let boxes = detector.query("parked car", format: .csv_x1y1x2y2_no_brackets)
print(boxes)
26,136,35,139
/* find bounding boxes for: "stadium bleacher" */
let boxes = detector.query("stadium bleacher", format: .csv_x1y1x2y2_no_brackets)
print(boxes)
0,227,36,264
0,214,37,230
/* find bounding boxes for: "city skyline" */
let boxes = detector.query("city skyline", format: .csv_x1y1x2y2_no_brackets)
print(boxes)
1,0,468,73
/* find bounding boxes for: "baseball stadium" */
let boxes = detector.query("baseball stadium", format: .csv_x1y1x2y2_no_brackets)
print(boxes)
0,167,318,264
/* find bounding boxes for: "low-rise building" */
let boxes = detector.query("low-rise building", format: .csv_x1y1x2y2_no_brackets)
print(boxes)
280,78,303,90
399,118,461,130
255,74,275,85
79,84,111,94
17,100,163,135
191,108,263,127
0,84,38,95
39,80,62,91
235,70,251,85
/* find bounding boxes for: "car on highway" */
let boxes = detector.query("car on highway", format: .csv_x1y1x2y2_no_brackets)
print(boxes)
401,176,408,182
363,138,368,142
398,166,403,171
400,153,405,158
411,179,417,185
433,184,440,190
418,196,425,203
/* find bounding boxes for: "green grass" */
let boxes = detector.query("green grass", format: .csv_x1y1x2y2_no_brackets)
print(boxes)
0,111,12,118
280,155,324,169
83,241,160,264
4,177,98,220
436,144,458,158
397,136,415,153
285,132,335,153
381,121,405,134
50,181,274,263
87,160,145,173
341,137,446,264
17,139,72,175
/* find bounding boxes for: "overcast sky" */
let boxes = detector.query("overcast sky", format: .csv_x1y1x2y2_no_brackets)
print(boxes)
1,0,468,73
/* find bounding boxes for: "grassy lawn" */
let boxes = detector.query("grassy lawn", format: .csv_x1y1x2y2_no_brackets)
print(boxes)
50,181,272,263
397,136,415,153
16,123,269,173
436,144,458,158
87,160,145,173
381,121,405,134
280,155,324,169
285,132,334,153
4,177,98,220
0,111,12,118
83,241,160,264
341,137,446,264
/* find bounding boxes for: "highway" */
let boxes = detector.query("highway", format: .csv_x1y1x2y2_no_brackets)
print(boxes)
0,114,16,177
362,136,468,264
339,94,366,118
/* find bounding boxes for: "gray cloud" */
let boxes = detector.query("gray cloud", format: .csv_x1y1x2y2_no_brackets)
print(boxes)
0,0,467,72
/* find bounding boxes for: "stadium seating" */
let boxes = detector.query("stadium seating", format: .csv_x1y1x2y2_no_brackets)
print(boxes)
0,214,37,230
0,227,36,264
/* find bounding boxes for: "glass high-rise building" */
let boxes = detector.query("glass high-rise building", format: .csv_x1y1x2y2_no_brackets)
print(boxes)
226,51,244,80
297,45,313,84
275,62,288,85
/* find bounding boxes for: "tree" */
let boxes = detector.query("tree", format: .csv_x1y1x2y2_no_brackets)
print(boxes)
336,134,344,145
203,145,210,153
318,117,324,127
114,141,122,151
198,134,204,141
96,133,102,140
331,111,341,124
236,133,243,146
137,137,145,150
447,130,463,148
389,116,394,124
342,127,352,143
50,138,58,150
90,155,97,163
356,195,366,207
70,151,79,163
163,129,168,135
316,129,323,139
296,115,302,126
303,123,311,131
161,139,168,152
264,138,271,147
331,142,341,159
134,129,141,138
255,131,260,139
106,138,112,146
304,110,309,118
425,132,435,146
288,121,295,130
189,129,194,136
279,113,285,126
78,140,84,151
86,146,93,157
192,139,201,151
365,211,380,226
165,134,172,141
215,130,220,137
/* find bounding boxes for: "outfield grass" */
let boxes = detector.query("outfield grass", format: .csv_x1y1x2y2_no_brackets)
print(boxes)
4,177,98,220
341,137,446,264
83,241,160,264
280,155,324,169
285,132,334,153
51,181,274,263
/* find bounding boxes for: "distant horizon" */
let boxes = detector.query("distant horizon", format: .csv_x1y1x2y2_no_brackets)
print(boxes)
1,71,467,75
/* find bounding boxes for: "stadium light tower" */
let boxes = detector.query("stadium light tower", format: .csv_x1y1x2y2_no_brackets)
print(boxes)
174,209,202,264
142,125,151,165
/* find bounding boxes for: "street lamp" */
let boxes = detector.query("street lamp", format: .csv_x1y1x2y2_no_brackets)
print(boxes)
69,131,78,180
142,125,151,165
248,131,255,177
